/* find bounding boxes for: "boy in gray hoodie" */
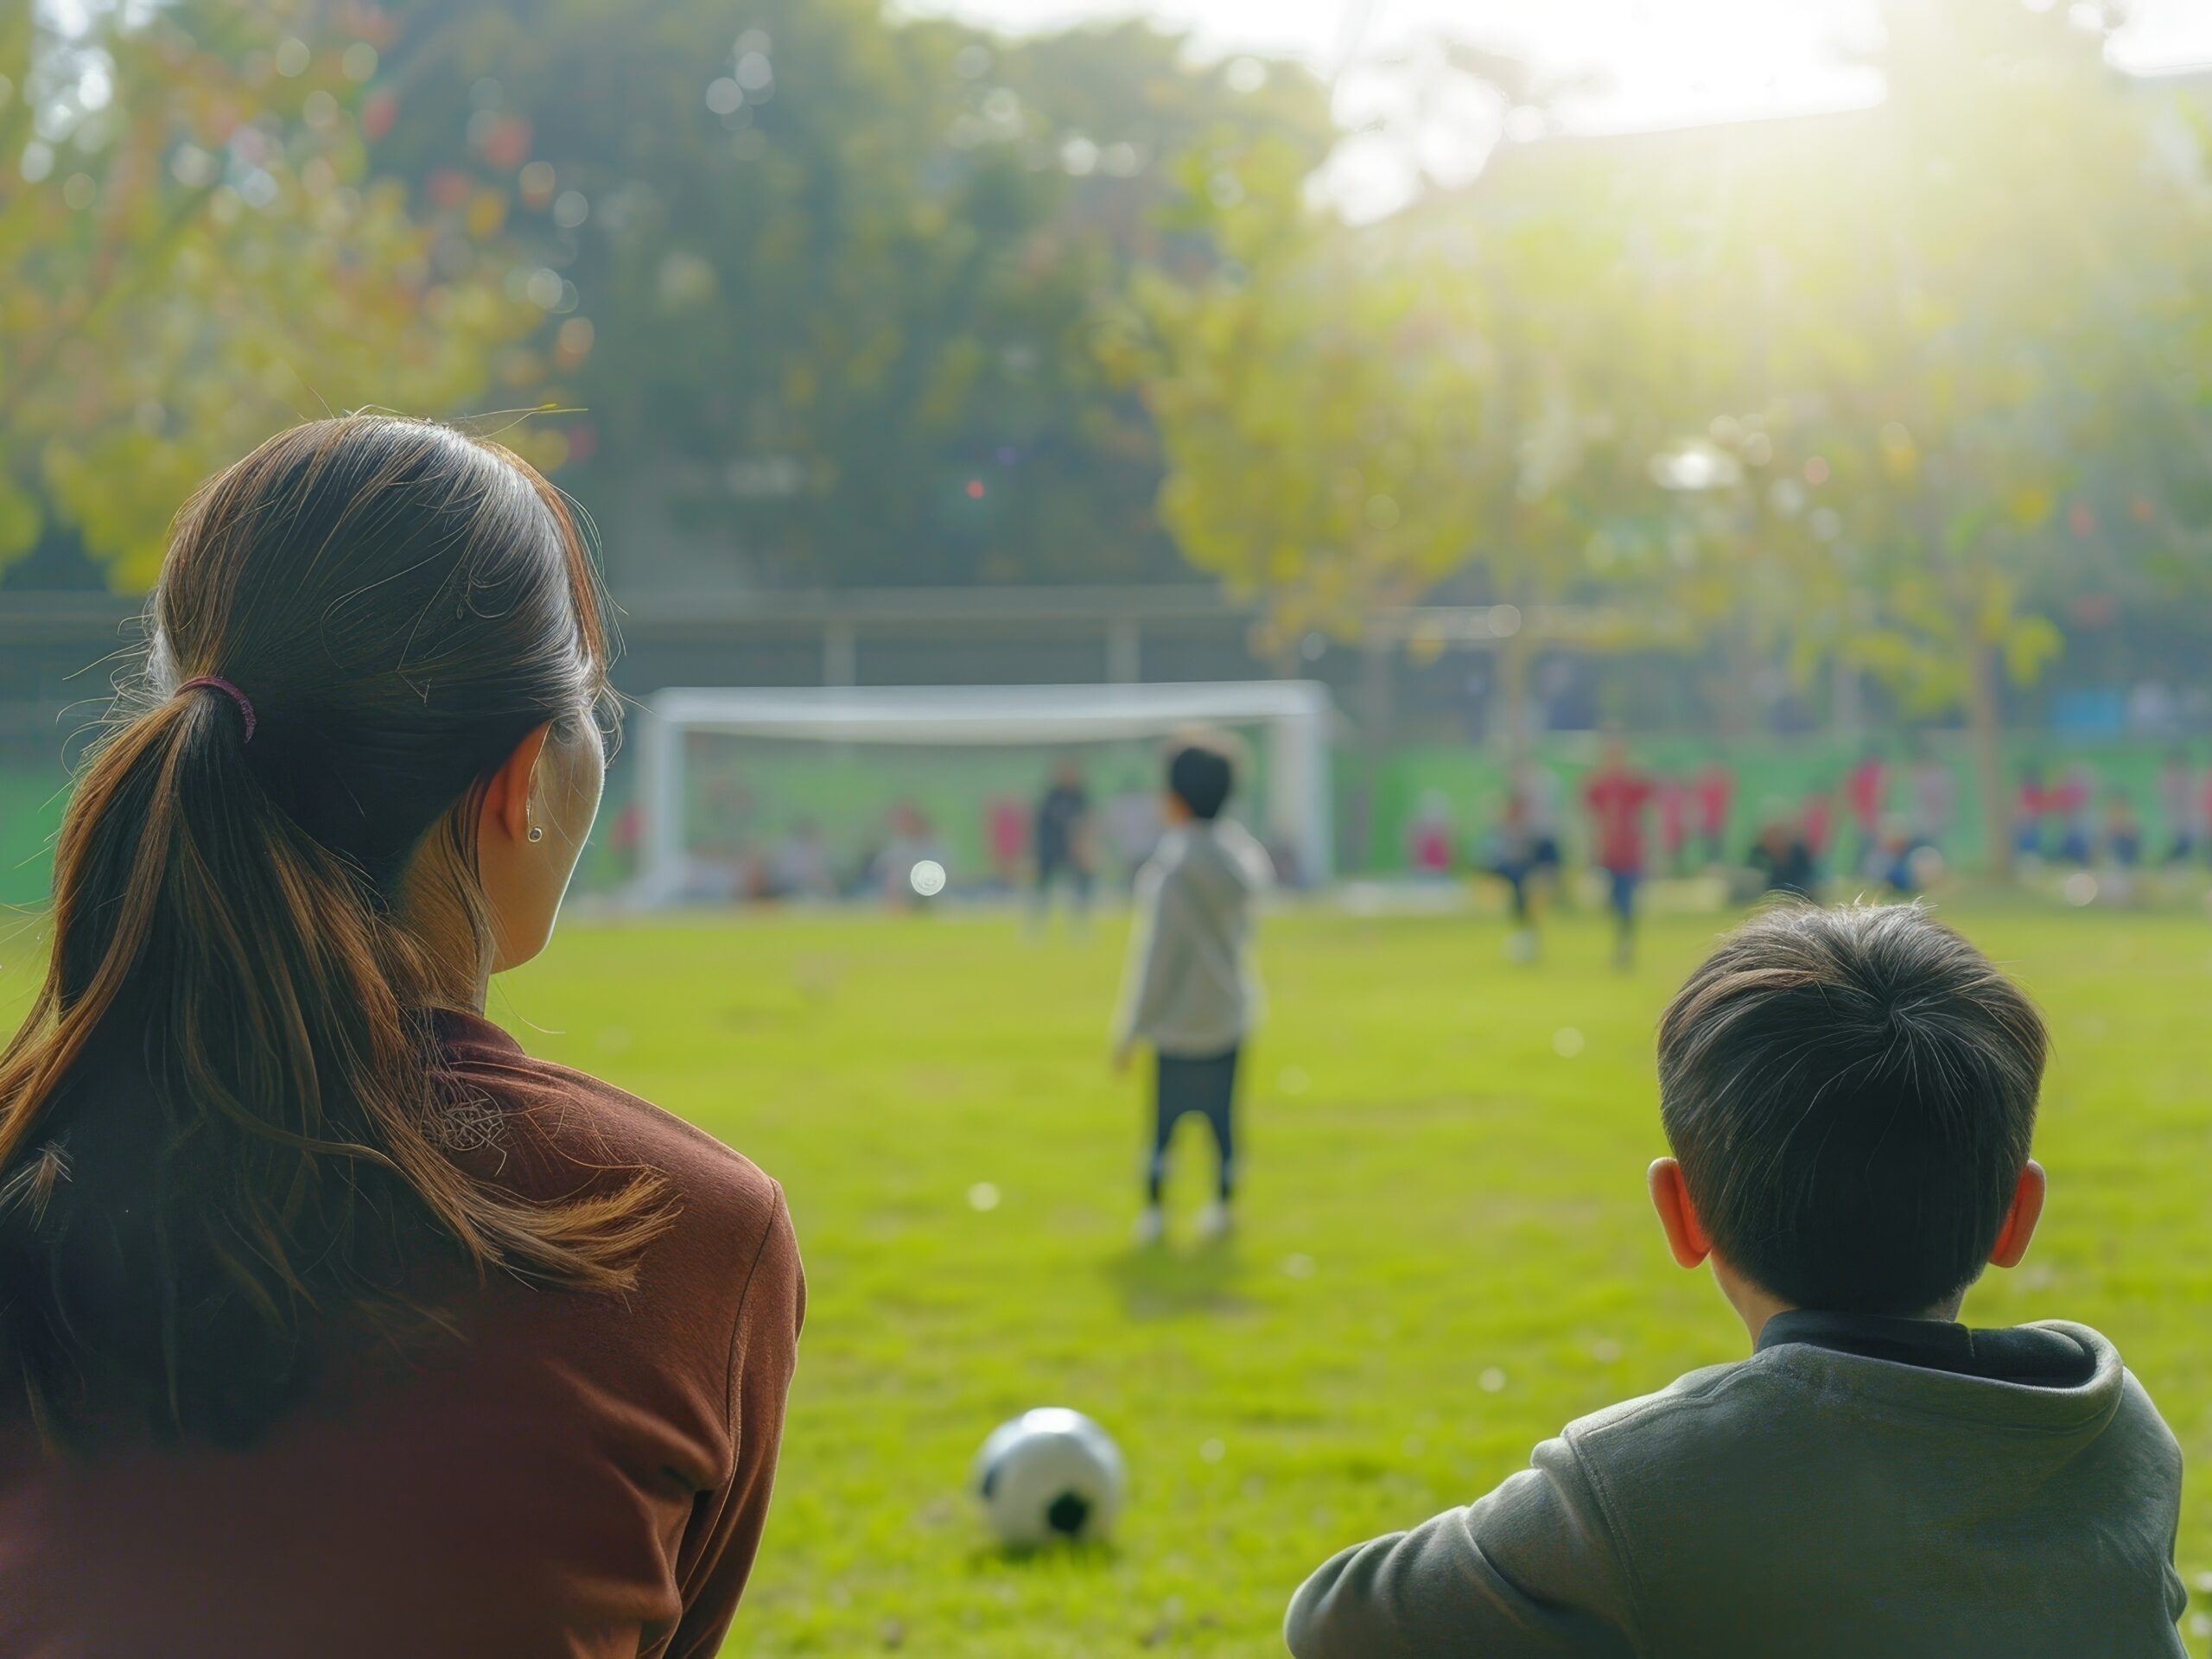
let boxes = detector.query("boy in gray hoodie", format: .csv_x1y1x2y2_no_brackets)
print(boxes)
1287,902,2186,1658
1114,737,1273,1245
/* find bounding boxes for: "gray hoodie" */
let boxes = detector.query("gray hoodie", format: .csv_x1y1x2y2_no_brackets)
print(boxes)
1287,1315,2186,1659
1113,817,1272,1058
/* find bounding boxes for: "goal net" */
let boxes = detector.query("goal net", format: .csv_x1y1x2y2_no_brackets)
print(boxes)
625,682,1335,906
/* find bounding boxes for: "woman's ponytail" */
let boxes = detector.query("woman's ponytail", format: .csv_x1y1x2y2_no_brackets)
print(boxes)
0,417,668,1446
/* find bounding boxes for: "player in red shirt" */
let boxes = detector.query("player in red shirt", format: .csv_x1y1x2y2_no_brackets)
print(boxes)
2015,764,2050,861
1801,789,1835,858
1692,760,1736,866
1843,747,1889,869
1584,734,1656,969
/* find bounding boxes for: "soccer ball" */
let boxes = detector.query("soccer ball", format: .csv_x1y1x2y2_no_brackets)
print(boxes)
971,1407,1127,1548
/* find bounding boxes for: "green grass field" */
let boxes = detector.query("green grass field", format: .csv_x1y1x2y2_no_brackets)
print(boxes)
480,900,2212,1656
5,898,2211,1652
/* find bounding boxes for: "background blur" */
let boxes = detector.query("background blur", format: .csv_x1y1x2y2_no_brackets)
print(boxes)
11,9,2212,1655
3,0,2212,899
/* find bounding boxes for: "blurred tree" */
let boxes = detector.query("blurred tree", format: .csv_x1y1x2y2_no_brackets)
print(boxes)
1678,0,2212,872
1117,72,1688,741
369,0,1332,592
1130,3,2212,872
1111,134,1488,647
0,2,541,590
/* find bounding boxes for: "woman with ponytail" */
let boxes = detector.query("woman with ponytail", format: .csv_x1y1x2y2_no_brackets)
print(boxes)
0,417,802,1657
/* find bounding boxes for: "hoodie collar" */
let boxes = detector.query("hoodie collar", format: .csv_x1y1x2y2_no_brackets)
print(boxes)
1757,1309,2099,1389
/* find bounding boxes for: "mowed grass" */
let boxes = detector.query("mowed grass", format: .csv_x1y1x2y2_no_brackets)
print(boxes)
5,899,2211,1651
487,901,2212,1656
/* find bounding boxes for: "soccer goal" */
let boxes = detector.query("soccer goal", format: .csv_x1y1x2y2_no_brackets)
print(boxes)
627,682,1336,906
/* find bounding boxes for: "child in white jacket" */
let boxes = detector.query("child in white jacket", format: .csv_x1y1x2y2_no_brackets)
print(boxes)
1112,737,1272,1244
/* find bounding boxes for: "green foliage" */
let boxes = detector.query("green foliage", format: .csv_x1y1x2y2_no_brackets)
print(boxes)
0,2,540,589
1135,0,2212,691
1111,133,1488,644
372,0,1332,589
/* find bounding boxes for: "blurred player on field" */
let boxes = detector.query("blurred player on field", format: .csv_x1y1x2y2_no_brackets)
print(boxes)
1801,786,1835,863
1583,734,1655,969
1032,756,1094,930
1691,759,1735,868
1406,791,1455,879
1484,784,1544,961
1843,746,1889,871
1745,804,1821,900
985,795,1027,892
1908,740,1955,855
1656,775,1689,877
2014,762,2050,861
2157,749,2196,864
2053,764,2097,865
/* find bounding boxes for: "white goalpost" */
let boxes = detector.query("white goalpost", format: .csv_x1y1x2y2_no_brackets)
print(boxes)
632,681,1337,905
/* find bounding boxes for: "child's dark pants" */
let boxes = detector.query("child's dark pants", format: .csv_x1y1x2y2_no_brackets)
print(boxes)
1149,1047,1240,1204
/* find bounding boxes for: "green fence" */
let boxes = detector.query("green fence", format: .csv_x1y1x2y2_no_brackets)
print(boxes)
0,734,2191,908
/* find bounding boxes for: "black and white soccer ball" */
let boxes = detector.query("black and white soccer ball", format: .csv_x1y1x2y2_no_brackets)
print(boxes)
971,1407,1127,1548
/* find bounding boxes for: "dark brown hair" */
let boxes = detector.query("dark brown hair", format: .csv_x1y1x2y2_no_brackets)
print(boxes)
1656,902,2046,1316
0,416,666,1446
1165,728,1238,821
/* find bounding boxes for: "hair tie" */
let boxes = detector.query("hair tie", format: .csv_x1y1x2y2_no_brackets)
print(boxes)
176,676,257,743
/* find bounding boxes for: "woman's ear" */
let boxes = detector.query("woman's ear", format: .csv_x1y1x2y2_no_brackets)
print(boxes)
1649,1157,1713,1270
1987,1159,2046,1270
480,722,553,848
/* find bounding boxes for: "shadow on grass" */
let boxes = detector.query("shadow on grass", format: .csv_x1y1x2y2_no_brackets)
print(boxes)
963,1537,1122,1573
1101,1234,1252,1321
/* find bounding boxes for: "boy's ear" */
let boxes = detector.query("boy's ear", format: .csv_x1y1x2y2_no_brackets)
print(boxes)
1986,1160,2047,1270
1648,1158,1712,1270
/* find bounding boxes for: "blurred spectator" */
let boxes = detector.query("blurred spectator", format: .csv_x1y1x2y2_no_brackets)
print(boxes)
1033,757,1094,923
1656,776,1689,876
1746,805,1821,900
767,819,836,899
2102,789,2144,869
985,796,1028,890
1406,791,1455,878
2053,764,2098,865
2014,763,2050,860
1485,786,1545,960
608,798,644,879
1908,741,1955,851
1843,747,1889,867
1691,760,1735,866
1869,816,1920,896
1801,788,1835,859
1515,760,1565,874
2158,749,2196,863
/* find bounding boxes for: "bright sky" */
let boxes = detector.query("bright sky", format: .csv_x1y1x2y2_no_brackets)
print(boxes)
893,0,2212,216
895,0,2212,129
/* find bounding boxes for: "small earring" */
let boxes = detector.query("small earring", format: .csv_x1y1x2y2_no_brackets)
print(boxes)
527,824,544,843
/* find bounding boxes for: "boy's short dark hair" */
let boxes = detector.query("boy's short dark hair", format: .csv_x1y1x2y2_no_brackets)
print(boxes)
1656,903,2045,1317
1166,739,1235,821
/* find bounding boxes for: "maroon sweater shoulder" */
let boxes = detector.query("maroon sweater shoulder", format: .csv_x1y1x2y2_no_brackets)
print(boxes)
0,1011,804,1659
436,1007,786,1243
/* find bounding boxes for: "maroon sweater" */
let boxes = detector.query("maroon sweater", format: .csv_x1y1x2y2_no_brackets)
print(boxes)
0,1011,803,1659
